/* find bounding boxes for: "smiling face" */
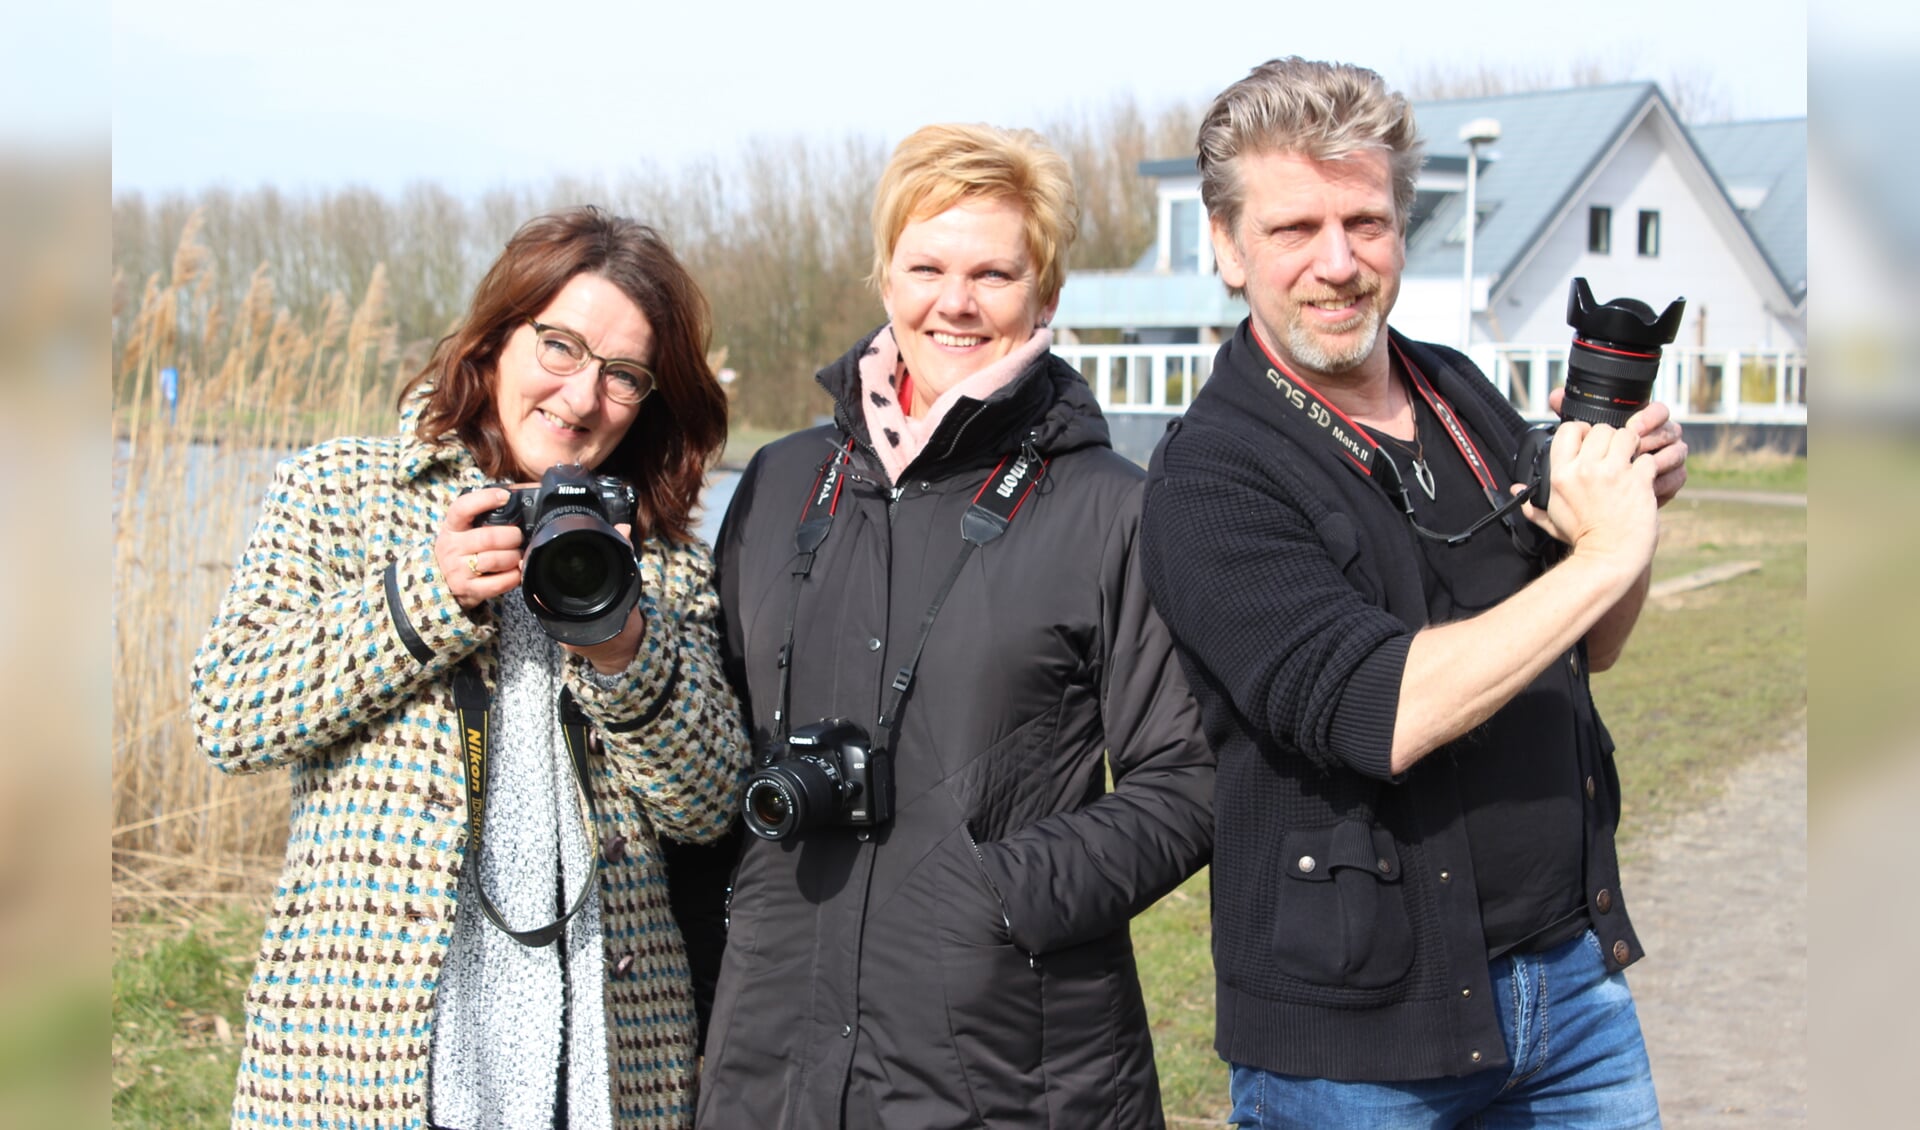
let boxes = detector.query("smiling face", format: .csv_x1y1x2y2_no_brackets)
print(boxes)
1211,148,1405,390
882,196,1057,416
493,272,653,479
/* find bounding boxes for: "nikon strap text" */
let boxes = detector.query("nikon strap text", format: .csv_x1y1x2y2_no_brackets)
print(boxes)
452,663,603,948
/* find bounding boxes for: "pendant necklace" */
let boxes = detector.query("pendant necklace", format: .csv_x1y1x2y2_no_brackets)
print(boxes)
1378,380,1436,501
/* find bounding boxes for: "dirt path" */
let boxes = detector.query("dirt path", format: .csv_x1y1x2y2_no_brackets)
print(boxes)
1622,732,1807,1126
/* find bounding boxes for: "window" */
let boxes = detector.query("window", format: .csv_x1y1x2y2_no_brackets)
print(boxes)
1169,198,1201,273
1444,203,1496,244
1588,206,1612,254
1406,189,1447,241
1638,210,1661,257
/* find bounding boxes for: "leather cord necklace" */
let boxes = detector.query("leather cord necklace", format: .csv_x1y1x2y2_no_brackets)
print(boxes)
1372,375,1436,501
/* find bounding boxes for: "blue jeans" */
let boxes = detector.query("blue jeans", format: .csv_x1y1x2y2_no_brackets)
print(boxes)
1229,930,1660,1129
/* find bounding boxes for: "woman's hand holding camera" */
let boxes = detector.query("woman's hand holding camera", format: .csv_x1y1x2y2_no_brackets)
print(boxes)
437,487,525,610
437,488,647,674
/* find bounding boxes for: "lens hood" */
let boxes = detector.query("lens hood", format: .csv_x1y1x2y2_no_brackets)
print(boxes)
1565,277,1685,350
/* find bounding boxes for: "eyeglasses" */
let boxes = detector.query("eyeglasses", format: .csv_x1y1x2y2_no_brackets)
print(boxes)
526,318,655,405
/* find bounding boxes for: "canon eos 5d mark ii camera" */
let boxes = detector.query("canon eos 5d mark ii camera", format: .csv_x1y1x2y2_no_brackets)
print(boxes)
743,719,893,841
1514,277,1686,508
470,464,640,647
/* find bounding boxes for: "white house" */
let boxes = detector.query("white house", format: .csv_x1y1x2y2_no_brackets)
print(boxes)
1051,83,1807,456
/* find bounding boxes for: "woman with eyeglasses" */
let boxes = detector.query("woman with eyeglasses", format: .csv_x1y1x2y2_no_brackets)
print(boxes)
192,206,748,1130
695,124,1214,1129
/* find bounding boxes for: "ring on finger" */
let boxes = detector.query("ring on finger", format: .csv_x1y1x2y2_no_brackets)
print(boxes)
466,555,485,578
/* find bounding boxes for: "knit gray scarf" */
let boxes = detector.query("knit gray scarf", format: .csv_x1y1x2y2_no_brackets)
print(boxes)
429,596,611,1129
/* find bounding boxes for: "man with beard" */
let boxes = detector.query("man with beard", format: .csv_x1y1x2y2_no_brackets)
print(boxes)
1138,57,1687,1128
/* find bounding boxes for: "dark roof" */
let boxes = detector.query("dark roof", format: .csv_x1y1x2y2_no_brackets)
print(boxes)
1689,118,1808,302
1123,82,1806,307
1403,83,1658,283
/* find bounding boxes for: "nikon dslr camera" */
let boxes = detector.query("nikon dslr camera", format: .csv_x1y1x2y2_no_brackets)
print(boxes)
743,718,894,841
470,464,640,647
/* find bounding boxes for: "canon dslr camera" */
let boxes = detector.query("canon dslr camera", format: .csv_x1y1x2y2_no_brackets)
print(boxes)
470,464,640,647
743,718,894,841
1514,277,1685,507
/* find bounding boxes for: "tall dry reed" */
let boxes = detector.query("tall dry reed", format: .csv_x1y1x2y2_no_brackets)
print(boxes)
111,214,407,918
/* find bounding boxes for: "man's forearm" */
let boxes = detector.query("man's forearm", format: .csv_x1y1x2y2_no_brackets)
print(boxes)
1584,562,1652,672
1390,550,1646,774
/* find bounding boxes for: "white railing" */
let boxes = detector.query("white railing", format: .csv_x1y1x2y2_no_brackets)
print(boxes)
1054,342,1808,425
1051,344,1219,411
1482,345,1807,424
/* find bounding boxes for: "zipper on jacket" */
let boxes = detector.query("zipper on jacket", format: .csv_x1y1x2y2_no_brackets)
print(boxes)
961,822,1034,968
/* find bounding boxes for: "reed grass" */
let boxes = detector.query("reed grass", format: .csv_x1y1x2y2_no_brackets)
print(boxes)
112,213,410,911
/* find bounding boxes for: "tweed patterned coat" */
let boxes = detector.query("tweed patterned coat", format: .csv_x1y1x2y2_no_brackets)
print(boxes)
190,414,748,1130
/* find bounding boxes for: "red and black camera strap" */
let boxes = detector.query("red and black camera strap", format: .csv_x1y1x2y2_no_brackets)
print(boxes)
768,434,1048,760
1246,331,1531,548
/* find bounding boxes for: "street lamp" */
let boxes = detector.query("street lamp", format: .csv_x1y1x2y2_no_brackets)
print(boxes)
1459,117,1501,350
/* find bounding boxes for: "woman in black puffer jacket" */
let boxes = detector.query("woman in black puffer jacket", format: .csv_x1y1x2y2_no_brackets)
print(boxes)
693,123,1214,1130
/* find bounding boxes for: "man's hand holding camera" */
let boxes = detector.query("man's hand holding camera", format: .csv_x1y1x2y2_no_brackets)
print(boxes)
1518,416,1662,576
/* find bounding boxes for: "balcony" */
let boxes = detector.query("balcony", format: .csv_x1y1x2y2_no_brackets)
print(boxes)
1052,342,1808,425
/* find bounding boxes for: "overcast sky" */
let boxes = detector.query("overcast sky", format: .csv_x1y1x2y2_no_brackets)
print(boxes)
107,0,1815,198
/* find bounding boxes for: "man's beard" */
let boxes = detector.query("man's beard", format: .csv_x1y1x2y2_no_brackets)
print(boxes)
1281,295,1383,377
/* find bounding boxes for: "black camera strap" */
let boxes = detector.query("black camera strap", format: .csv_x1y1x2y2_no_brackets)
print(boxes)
769,434,1048,756
1249,331,1530,548
769,438,859,746
451,662,603,948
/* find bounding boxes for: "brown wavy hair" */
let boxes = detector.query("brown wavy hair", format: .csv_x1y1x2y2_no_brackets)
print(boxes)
400,207,727,543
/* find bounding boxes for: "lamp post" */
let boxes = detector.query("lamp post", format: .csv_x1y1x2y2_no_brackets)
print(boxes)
1459,117,1501,350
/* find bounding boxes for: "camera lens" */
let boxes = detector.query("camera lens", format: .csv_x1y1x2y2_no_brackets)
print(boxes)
1561,278,1685,428
743,757,841,841
522,511,637,624
527,529,621,614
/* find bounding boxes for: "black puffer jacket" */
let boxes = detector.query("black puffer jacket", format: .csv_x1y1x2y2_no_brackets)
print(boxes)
697,327,1214,1130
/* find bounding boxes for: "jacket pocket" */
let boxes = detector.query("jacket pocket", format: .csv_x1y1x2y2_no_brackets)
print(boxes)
931,826,1044,1107
1269,820,1413,988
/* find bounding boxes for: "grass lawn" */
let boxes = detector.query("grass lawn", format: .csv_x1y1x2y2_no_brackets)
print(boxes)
111,908,259,1130
112,460,1805,1128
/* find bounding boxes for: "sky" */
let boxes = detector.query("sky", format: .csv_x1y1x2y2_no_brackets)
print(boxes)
110,0,1813,199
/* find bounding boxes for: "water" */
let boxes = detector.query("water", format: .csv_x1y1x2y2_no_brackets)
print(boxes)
693,471,740,547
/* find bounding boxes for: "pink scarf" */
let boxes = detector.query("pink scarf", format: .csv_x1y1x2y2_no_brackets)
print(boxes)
857,325,1053,485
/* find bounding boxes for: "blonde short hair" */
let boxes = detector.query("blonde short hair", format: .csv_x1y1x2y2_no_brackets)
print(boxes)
1198,57,1424,237
869,123,1079,305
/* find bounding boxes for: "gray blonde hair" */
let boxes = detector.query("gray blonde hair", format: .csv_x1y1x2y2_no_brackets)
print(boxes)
1197,57,1424,238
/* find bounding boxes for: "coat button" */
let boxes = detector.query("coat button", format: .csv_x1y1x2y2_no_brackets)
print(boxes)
1297,855,1316,874
839,1023,853,1038
1612,939,1631,964
1595,888,1613,914
614,953,636,979
866,638,882,651
1376,858,1392,875
1439,870,1452,883
1461,987,1471,999
604,833,628,864
1470,1050,1483,1063
1585,776,1597,800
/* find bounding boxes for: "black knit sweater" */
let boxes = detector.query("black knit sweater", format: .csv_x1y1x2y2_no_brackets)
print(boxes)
1140,323,1642,1081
